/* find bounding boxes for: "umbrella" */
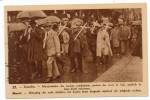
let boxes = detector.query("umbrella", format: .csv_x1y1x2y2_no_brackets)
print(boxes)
8,23,27,32
17,10,47,19
17,11,30,19
71,18,83,28
44,16,61,23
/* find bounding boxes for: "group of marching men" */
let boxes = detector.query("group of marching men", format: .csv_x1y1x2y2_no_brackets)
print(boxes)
9,14,142,83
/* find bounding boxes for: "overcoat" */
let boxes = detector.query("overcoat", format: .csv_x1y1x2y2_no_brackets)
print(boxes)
119,26,131,40
96,29,112,57
68,28,88,57
110,27,120,48
45,29,61,57
26,27,44,62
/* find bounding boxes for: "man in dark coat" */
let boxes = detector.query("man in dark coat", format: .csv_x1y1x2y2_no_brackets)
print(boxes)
132,25,142,58
68,24,87,73
118,23,131,55
86,23,98,63
26,20,45,80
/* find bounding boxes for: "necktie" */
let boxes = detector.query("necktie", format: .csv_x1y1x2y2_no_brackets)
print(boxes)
43,32,48,48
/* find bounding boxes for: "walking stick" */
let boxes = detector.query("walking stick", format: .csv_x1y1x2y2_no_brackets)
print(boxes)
74,23,87,40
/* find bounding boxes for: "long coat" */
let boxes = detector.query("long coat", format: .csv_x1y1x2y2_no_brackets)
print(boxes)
132,27,142,58
27,27,44,62
45,29,60,57
110,27,120,47
96,29,112,57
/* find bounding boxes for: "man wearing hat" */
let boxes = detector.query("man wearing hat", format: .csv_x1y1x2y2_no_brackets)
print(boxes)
110,23,120,56
68,19,86,73
118,18,131,55
25,20,45,81
87,21,100,63
59,15,70,56
96,24,112,71
43,22,61,82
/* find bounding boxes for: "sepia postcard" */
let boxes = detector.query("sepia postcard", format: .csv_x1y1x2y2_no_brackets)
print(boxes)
5,3,147,98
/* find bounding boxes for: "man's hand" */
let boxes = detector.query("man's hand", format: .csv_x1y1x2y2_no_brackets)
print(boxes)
128,36,130,39
18,45,22,48
56,53,61,57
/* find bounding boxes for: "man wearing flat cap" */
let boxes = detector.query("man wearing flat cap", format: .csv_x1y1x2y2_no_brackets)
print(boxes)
69,19,87,73
43,22,61,82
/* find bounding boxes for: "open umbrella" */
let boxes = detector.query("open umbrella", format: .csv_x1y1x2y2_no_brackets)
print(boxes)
17,10,47,19
8,23,27,32
17,11,30,19
44,16,61,23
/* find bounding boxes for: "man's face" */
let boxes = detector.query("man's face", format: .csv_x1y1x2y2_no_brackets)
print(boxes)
44,26,50,31
73,26,80,33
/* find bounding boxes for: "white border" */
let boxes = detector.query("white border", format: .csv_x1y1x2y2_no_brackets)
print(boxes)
0,0,149,100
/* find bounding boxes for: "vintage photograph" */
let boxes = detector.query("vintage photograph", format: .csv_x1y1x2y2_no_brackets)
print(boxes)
6,7,143,84
5,4,148,98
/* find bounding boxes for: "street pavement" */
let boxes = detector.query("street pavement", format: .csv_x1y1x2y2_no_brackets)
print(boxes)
94,55,142,82
9,51,142,83
31,55,120,83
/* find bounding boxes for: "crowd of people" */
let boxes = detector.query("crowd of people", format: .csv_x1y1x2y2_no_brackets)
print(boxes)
8,11,142,83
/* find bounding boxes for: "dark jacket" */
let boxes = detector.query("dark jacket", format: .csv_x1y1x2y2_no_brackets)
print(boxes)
68,28,88,57
119,25,131,40
27,26,44,62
